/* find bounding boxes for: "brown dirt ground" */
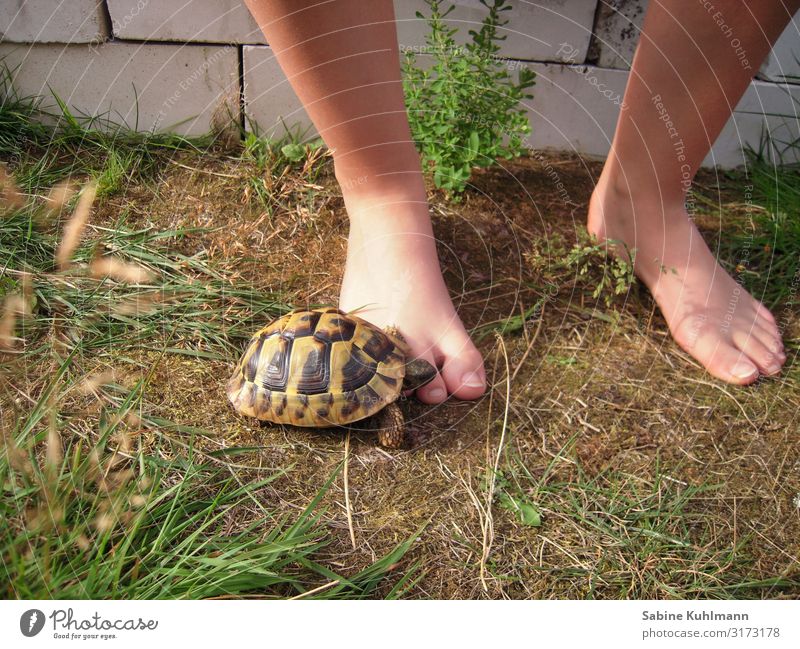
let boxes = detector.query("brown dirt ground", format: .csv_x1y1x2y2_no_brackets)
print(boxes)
89,150,800,599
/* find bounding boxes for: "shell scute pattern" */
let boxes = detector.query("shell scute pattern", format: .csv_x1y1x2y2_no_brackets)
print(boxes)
227,308,406,427
259,335,292,391
288,335,330,394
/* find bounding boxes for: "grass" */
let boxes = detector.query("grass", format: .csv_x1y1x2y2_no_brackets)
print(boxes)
2,66,800,600
493,446,798,598
0,81,419,599
239,124,330,212
1,307,418,599
720,158,800,310
0,65,216,198
1,208,290,360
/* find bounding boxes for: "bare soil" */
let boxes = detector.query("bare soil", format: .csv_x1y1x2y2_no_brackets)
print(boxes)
92,150,800,599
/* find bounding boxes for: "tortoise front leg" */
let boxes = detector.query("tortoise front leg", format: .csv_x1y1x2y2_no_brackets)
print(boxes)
376,402,404,448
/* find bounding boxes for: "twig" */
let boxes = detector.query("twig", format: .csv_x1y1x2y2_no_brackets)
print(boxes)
479,333,511,594
510,303,546,384
167,159,241,178
344,430,356,550
289,579,341,600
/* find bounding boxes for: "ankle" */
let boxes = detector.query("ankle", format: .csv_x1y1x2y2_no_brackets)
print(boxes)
595,154,686,211
336,165,431,233
333,144,426,201
339,168,426,207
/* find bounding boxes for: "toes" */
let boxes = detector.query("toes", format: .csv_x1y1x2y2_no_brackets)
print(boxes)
752,322,786,358
733,329,784,376
754,305,782,338
438,337,486,400
755,301,778,325
414,351,448,404
680,328,759,385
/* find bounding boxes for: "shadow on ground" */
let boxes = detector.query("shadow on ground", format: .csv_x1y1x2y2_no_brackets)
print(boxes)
57,151,800,598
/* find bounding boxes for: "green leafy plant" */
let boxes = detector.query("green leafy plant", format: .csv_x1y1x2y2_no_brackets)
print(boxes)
486,470,542,528
565,231,637,308
402,0,535,196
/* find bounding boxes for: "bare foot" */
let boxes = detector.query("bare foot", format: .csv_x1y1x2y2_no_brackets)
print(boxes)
338,175,486,403
588,174,785,385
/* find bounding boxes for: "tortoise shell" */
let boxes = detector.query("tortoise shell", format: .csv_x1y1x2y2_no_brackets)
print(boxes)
226,308,407,427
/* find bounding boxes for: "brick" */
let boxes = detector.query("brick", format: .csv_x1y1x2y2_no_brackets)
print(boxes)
242,45,314,139
107,0,597,61
522,62,800,168
0,42,239,136
758,10,800,84
587,0,646,70
0,0,109,44
106,0,266,44
523,62,628,157
397,0,598,63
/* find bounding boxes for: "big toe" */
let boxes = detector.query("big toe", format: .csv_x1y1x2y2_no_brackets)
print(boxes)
438,335,486,400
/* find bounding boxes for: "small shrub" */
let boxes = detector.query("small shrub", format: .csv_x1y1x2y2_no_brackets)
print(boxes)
402,0,535,196
564,231,637,308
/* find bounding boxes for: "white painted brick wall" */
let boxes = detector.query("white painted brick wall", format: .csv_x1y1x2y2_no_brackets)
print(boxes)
707,79,800,167
591,0,800,86
106,0,266,45
0,0,109,44
242,50,799,168
0,41,239,136
104,0,597,62
242,45,312,139
523,62,627,157
521,61,800,167
1,1,798,168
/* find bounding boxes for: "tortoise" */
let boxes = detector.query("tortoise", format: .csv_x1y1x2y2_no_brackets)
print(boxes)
226,307,438,447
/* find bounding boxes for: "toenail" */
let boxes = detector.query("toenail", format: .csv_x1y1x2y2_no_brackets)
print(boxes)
731,361,758,379
461,371,485,388
428,387,445,401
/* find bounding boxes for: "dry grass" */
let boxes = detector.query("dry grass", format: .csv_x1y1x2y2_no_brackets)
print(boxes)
3,142,799,599
98,151,800,597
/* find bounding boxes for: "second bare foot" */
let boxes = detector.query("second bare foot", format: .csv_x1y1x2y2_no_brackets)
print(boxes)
588,174,785,385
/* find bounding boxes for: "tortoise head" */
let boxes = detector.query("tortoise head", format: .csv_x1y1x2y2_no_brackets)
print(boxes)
402,358,438,391
382,325,438,392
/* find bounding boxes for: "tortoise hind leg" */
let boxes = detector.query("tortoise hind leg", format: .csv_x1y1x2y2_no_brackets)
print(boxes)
376,402,404,448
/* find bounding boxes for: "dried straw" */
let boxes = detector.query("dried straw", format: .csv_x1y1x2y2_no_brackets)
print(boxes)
39,179,77,223
344,430,357,550
0,163,24,211
0,294,29,349
55,181,97,270
90,255,155,284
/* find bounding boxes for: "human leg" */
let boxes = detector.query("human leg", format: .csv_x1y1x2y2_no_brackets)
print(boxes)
243,0,486,401
589,0,799,383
